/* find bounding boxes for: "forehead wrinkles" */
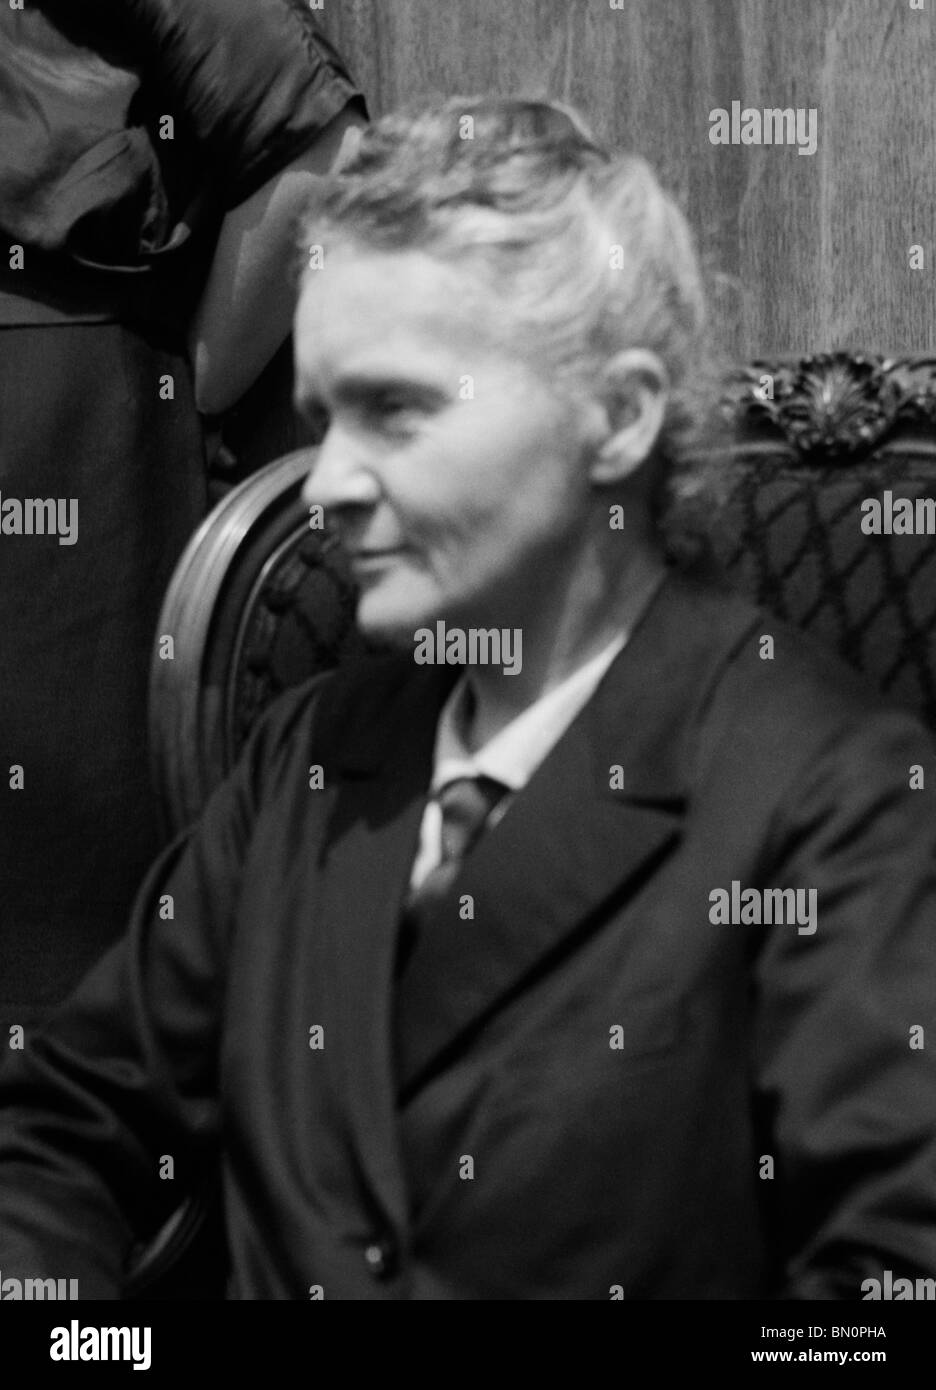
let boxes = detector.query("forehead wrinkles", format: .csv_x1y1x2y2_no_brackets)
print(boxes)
296,249,508,386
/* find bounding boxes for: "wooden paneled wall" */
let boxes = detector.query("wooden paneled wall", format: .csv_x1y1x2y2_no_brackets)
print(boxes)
321,0,936,358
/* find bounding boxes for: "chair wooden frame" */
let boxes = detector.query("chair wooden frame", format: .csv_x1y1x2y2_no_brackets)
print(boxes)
149,448,317,832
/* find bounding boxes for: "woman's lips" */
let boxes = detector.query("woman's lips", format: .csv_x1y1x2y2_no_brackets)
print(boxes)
348,547,408,568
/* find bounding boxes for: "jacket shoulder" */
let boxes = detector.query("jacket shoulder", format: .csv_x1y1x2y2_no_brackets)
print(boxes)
244,651,427,760
681,574,933,784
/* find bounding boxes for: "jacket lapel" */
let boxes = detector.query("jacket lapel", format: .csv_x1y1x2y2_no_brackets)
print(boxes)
394,572,761,1099
316,661,456,1228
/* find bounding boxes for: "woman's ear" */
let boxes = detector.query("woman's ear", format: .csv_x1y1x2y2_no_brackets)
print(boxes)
587,348,669,485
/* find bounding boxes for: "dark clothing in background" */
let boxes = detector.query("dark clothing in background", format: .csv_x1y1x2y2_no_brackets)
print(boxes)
1,575,935,1299
0,0,364,308
0,0,365,1021
0,323,205,1019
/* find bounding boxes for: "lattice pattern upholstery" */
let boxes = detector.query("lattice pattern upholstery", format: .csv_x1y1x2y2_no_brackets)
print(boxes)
691,454,936,728
675,355,936,729
230,531,365,761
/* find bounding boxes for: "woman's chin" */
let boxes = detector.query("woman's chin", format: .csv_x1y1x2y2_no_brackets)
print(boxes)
354,592,434,654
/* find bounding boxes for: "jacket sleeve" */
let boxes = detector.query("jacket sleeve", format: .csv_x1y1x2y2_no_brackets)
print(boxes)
0,681,320,1299
123,0,367,209
752,707,936,1299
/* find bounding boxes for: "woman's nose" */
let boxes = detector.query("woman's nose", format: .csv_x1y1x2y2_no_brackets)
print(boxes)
301,427,382,513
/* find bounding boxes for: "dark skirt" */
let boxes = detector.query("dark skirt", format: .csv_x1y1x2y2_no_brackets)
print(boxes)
0,319,207,1025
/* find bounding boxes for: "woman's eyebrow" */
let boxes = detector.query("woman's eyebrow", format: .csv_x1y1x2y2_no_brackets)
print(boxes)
300,373,452,412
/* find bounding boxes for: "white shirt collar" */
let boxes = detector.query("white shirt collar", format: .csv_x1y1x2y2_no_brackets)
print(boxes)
431,630,628,797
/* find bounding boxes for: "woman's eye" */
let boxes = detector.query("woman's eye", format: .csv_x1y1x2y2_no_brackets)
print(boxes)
302,402,331,439
371,398,420,432
378,397,413,417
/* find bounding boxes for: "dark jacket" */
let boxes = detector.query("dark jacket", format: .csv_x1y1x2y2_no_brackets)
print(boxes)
1,572,935,1299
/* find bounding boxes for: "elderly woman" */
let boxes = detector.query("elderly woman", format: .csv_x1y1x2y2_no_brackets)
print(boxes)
0,97,934,1302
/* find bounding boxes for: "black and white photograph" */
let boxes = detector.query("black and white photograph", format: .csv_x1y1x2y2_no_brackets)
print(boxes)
1,0,935,1360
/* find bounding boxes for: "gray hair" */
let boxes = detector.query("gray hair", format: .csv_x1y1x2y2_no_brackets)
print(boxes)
300,96,721,522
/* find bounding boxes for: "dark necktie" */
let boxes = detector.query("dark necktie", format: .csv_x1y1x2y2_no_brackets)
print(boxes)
395,775,508,977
